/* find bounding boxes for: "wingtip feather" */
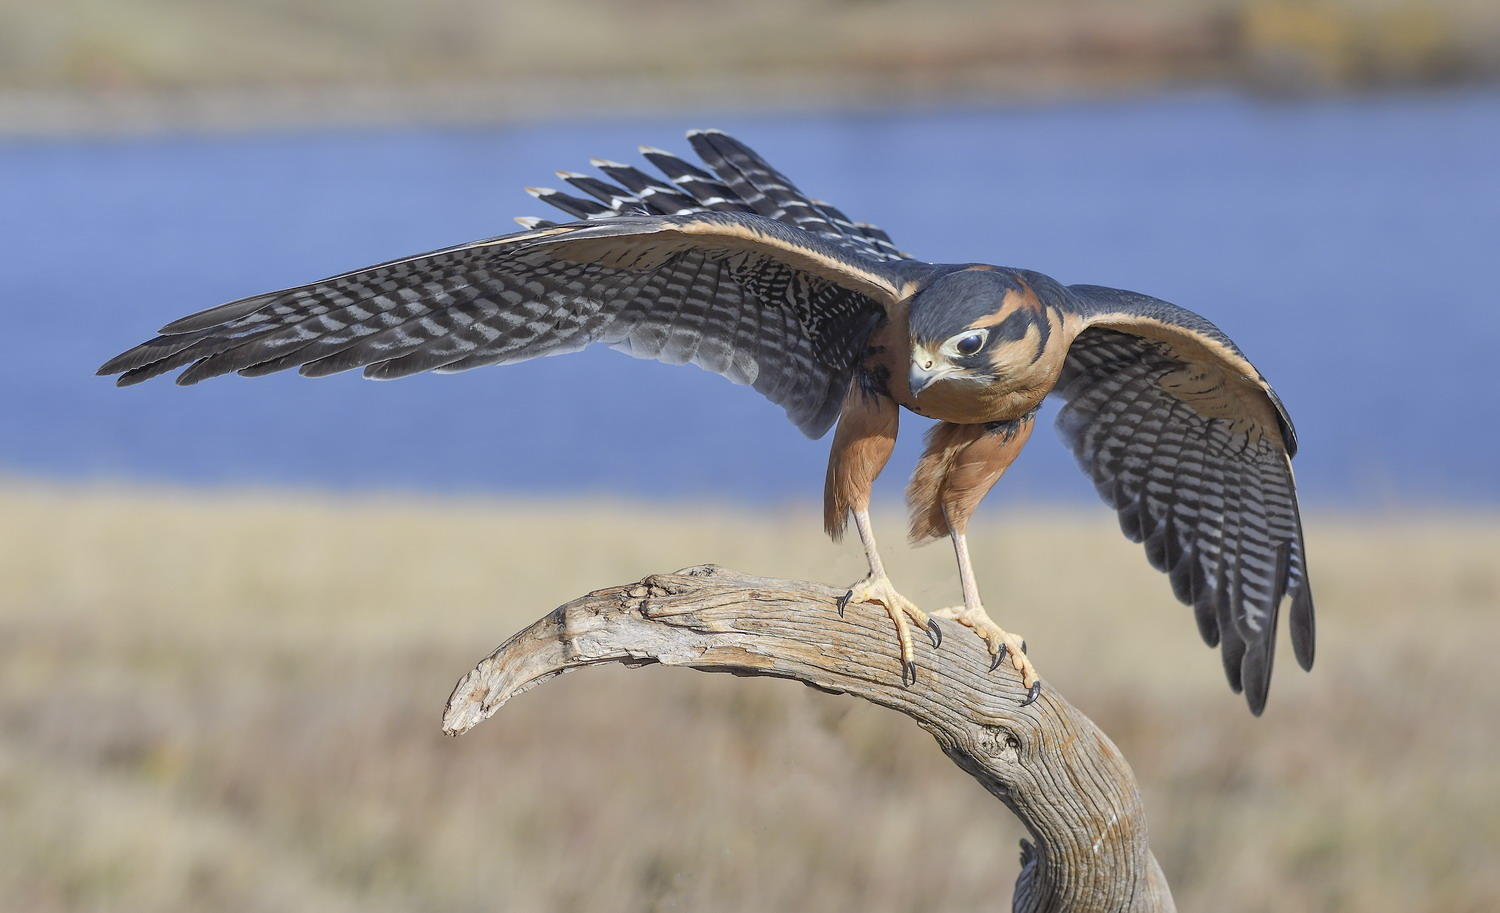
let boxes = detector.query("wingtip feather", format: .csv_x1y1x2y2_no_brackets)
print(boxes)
1291,585,1316,671
1241,644,1272,716
96,353,133,376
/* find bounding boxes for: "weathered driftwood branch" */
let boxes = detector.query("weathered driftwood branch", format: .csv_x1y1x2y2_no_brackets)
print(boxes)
444,565,1175,913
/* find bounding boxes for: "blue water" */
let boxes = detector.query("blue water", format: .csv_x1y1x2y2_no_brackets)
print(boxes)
3,92,1498,506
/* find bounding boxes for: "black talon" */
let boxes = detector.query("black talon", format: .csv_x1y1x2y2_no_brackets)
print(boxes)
1020,639,1028,655
1020,681,1043,706
989,643,1007,672
902,660,917,687
836,590,852,616
926,619,942,648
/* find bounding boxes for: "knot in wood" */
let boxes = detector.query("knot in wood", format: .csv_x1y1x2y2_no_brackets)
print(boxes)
624,574,687,610
978,723,1024,764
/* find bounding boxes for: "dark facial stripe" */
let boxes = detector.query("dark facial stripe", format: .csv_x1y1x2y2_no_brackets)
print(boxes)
985,307,1048,365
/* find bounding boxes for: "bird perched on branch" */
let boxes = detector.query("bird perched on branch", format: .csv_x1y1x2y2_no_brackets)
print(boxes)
99,130,1315,713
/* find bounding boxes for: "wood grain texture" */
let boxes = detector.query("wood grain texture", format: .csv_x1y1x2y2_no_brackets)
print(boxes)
444,565,1175,913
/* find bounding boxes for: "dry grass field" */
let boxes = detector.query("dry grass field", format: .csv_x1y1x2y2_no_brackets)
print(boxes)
1,481,1496,912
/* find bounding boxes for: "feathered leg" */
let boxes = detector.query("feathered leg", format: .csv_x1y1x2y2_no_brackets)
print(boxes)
825,379,936,685
910,415,1042,703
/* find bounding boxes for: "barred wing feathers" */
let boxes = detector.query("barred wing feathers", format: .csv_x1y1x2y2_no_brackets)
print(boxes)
98,212,919,438
522,130,907,261
1054,285,1315,715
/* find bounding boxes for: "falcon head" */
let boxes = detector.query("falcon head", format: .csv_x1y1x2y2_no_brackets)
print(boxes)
906,268,1052,399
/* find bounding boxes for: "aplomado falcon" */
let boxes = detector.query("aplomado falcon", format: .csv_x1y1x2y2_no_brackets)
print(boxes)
100,130,1315,714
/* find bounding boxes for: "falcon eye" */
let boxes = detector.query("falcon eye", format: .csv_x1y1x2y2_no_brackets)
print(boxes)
954,333,986,357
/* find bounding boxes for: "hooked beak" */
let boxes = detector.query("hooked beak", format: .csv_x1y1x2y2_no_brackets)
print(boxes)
909,362,939,398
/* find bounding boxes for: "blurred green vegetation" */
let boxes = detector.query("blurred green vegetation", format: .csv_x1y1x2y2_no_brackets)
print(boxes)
2,482,1497,912
2,0,1494,99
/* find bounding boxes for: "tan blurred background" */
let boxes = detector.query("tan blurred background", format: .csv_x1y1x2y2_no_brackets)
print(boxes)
3,0,1499,132
3,0,1499,911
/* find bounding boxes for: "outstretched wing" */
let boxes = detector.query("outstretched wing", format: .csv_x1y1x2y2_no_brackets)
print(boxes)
1053,285,1314,714
98,205,922,437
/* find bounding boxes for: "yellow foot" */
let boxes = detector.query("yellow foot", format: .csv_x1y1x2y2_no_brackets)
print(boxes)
930,606,1043,705
837,574,940,686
